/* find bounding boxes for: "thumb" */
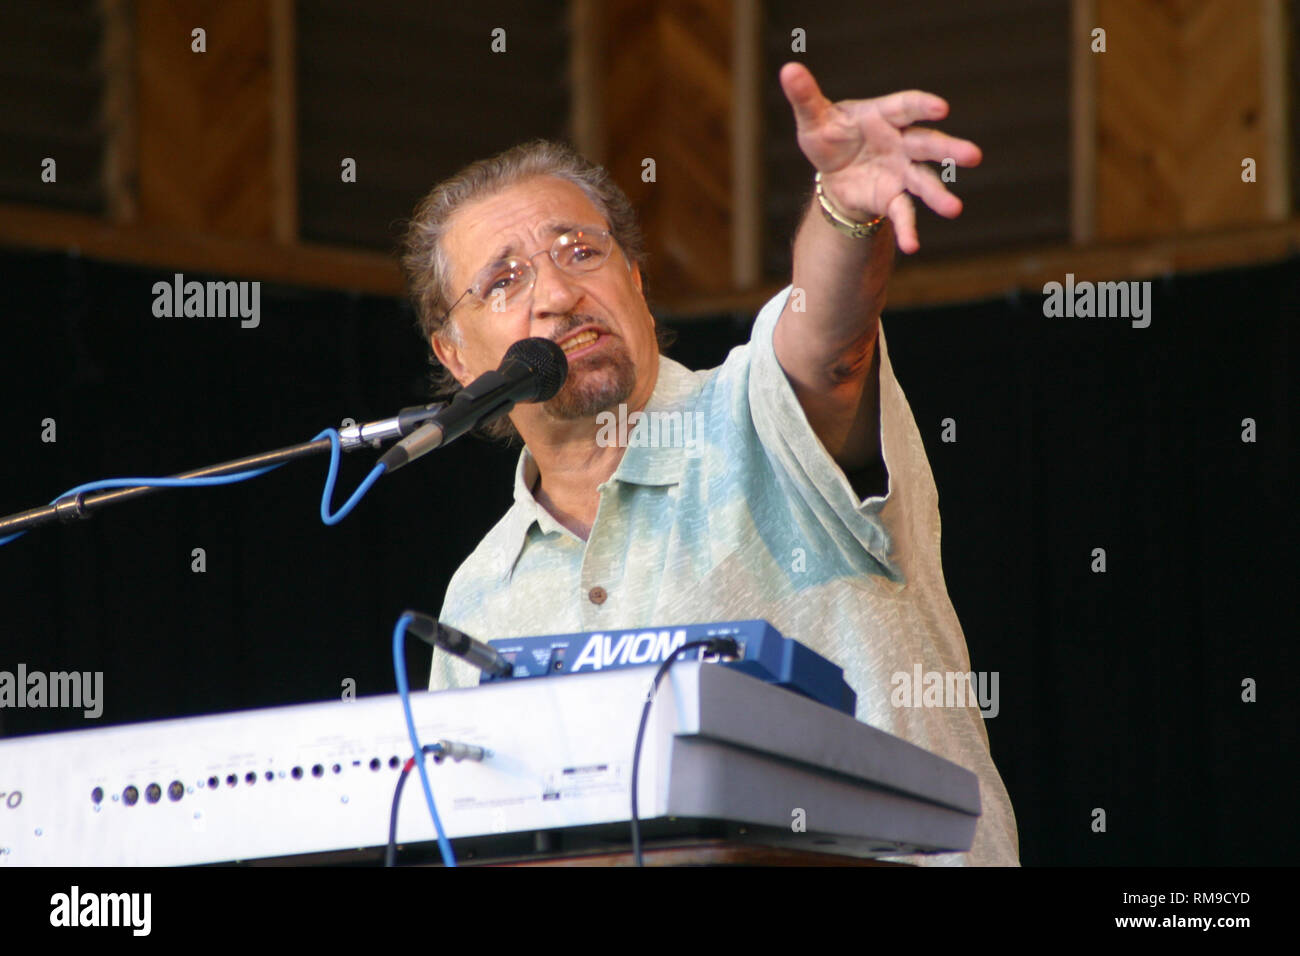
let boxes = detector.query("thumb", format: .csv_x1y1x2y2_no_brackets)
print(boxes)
780,62,831,132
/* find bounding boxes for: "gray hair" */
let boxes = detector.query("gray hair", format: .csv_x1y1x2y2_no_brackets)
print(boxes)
401,139,672,442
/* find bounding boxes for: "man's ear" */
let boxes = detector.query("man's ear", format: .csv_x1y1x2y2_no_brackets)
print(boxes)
430,329,469,387
629,260,643,295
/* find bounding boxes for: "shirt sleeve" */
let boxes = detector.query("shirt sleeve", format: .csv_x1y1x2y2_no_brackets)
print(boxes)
743,284,936,584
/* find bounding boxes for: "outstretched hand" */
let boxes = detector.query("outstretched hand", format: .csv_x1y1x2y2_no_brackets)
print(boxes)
779,61,982,254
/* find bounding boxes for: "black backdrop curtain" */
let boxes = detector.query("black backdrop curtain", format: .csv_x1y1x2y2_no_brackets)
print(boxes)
0,248,1293,864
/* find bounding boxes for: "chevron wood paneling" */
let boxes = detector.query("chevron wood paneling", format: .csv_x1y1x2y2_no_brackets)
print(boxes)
1094,0,1284,239
3,1,1295,307
600,0,736,298
136,0,274,238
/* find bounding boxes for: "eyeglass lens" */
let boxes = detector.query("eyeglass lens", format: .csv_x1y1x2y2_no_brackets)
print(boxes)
470,228,611,307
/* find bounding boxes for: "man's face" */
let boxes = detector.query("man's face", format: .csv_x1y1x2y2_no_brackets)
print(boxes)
432,176,659,429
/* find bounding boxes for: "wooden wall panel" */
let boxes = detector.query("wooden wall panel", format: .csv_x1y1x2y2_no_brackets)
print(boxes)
295,1,569,251
136,0,274,238
1093,0,1288,239
2,0,1294,309
0,0,106,213
601,0,736,298
762,0,1073,272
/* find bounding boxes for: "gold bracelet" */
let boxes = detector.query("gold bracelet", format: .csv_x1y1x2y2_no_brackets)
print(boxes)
814,172,887,239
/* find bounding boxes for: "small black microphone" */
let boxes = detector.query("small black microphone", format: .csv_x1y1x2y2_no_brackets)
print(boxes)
378,337,567,472
402,611,513,678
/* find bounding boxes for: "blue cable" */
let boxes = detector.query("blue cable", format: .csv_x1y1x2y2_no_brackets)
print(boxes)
1,427,385,546
392,612,456,867
0,466,280,547
314,428,387,525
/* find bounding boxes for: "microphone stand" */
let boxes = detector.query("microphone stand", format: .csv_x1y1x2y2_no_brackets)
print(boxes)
0,407,445,538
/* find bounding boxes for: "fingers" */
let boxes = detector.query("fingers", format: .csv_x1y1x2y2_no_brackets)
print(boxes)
905,162,963,219
779,61,833,131
902,127,982,167
887,192,919,255
875,89,949,129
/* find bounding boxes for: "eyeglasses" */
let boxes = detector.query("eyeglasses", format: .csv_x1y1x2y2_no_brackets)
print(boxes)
439,226,616,326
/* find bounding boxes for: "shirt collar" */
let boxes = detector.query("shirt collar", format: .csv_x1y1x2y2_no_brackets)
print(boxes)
606,355,699,488
493,354,703,579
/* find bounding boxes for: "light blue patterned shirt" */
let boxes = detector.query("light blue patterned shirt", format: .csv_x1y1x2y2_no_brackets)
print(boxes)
430,286,1020,866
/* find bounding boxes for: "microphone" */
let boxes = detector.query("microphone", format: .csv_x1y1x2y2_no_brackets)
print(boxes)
402,611,513,678
378,337,567,473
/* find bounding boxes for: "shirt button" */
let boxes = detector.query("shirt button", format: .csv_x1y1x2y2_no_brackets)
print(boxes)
588,586,607,605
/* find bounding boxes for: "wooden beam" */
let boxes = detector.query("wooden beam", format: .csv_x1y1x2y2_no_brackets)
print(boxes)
1259,0,1290,220
1070,0,1096,244
3,206,1295,318
0,202,404,297
731,0,761,290
569,0,605,163
100,0,137,224
656,218,1300,317
269,0,298,243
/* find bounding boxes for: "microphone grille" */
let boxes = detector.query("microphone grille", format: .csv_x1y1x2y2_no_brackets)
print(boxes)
506,337,568,401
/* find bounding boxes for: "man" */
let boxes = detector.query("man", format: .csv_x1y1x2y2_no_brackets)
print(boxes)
403,63,1019,866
